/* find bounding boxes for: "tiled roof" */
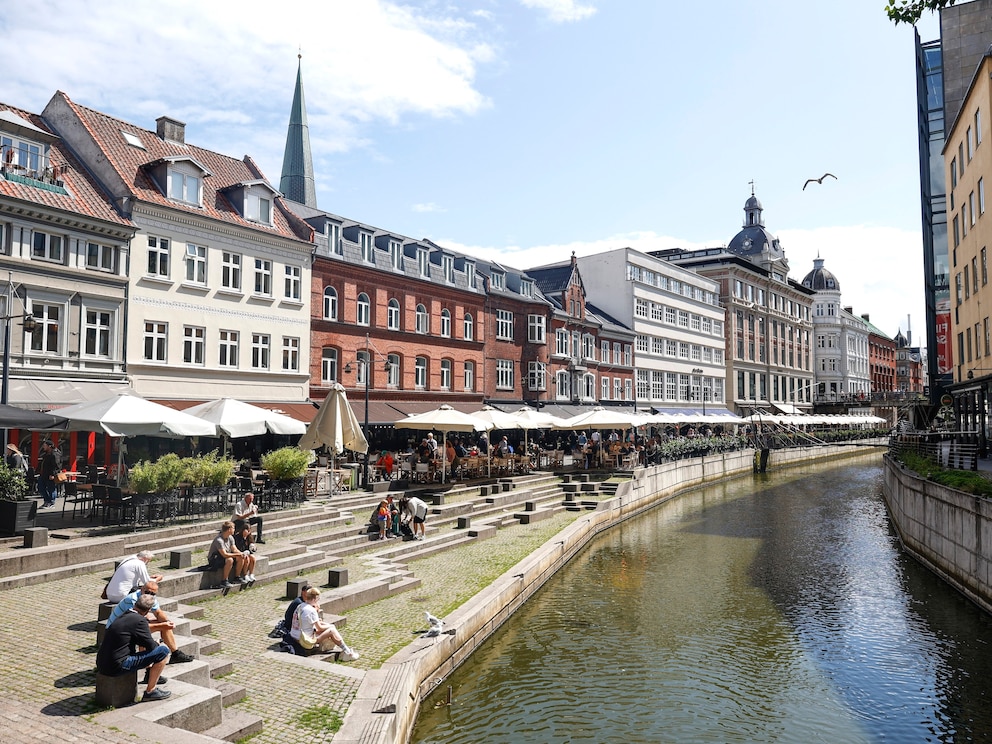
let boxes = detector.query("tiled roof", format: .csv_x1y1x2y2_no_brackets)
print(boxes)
56,93,311,244
526,262,573,295
0,102,132,229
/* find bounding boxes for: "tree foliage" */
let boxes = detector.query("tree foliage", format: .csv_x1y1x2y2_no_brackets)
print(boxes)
885,0,958,25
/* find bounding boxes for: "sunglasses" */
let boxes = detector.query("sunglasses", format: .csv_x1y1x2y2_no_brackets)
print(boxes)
144,590,156,596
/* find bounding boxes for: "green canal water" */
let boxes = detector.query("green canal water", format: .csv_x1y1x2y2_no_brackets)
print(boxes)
411,454,992,743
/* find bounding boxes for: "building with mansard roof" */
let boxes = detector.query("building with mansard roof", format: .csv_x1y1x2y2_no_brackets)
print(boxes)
43,91,316,409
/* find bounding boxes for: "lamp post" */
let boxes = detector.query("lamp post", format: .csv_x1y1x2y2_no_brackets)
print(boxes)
691,368,705,417
344,334,394,489
2,312,37,405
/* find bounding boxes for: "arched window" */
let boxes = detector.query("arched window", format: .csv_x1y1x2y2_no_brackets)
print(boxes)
464,361,474,392
415,356,428,388
440,308,451,338
556,370,571,400
387,353,400,387
357,293,370,326
416,304,429,334
463,312,473,341
387,298,400,330
321,347,338,383
356,349,370,385
323,286,337,321
440,359,452,390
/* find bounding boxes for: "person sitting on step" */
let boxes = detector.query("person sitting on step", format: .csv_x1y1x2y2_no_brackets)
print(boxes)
96,593,171,702
208,520,248,588
105,580,194,664
106,551,164,604
233,522,258,583
288,587,359,662
232,492,265,544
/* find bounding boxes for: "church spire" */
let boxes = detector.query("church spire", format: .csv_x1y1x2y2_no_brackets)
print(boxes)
280,54,317,207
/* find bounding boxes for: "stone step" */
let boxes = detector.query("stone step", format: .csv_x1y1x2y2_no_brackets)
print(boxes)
200,709,265,742
211,679,247,707
208,657,235,679
136,678,224,734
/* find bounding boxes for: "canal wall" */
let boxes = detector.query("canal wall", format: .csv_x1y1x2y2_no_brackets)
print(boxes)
334,441,886,744
882,454,992,616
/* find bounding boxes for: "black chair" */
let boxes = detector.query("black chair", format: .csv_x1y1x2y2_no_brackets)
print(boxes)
100,485,134,525
60,481,91,520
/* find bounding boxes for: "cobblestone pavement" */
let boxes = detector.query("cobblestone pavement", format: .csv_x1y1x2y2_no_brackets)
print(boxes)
0,507,585,743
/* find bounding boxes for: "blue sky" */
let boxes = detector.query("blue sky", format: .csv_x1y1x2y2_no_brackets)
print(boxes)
3,0,942,340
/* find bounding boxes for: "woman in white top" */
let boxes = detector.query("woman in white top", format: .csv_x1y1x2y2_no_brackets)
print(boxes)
289,587,359,662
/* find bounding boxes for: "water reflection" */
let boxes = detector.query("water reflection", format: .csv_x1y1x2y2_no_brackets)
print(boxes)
412,455,992,743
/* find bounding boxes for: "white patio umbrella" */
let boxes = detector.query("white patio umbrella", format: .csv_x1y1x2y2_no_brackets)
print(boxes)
54,393,217,484
504,406,561,467
553,406,640,431
184,398,307,439
394,404,492,483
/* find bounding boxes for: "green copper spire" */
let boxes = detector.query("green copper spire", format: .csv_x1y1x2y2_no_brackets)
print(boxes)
280,55,317,207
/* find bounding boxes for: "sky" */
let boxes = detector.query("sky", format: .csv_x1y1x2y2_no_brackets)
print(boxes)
2,0,943,340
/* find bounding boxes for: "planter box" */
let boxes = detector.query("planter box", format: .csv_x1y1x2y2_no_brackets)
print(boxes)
0,499,38,536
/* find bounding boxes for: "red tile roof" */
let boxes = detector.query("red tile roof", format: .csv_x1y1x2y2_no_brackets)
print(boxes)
0,102,133,230
55,93,313,245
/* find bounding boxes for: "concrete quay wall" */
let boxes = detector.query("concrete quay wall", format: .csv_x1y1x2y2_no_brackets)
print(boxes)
336,441,884,744
882,454,992,615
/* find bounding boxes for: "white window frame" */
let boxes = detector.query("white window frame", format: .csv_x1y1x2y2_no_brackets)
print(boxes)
321,347,338,383
167,168,201,205
528,314,546,343
29,302,62,354
144,321,168,363
252,333,270,370
147,236,170,277
83,308,112,358
415,356,428,389
183,325,206,365
496,359,514,390
387,354,400,387
464,361,475,392
86,242,116,272
602,376,610,400
387,299,400,330
32,231,63,263
416,303,429,334
222,251,242,291
245,192,271,224
219,329,239,367
282,336,300,371
463,313,474,341
253,258,272,296
496,309,513,341
390,240,403,270
440,309,451,338
357,293,371,327
324,287,338,321
556,370,571,400
360,232,374,263
284,265,302,300
440,359,452,390
528,361,546,391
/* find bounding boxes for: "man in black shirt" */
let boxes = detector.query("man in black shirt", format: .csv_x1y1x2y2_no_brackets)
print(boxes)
96,593,171,701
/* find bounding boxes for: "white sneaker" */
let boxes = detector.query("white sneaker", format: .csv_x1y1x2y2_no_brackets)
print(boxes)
246,573,255,582
339,650,360,662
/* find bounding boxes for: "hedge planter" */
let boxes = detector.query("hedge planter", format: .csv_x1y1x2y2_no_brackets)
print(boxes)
0,499,37,536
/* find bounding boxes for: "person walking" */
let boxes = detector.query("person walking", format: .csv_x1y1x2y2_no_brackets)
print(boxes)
37,440,59,508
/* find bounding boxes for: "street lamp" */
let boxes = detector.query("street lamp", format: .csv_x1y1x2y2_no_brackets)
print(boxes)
691,368,706,416
1,312,37,405
344,334,393,489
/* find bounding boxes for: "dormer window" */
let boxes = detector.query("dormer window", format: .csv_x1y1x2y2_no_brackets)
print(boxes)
168,169,201,204
442,255,454,283
418,248,430,277
389,240,403,270
491,272,505,290
245,193,271,224
222,180,276,225
520,279,533,297
360,232,374,263
465,261,475,288
147,156,210,207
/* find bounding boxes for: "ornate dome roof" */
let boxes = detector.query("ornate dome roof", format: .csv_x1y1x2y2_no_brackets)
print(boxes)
727,192,784,259
801,257,840,291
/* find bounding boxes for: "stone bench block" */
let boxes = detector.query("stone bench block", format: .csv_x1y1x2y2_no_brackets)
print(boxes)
97,601,117,622
23,527,47,548
286,578,309,599
524,501,537,512
169,548,192,569
456,516,471,529
327,567,349,588
95,670,138,708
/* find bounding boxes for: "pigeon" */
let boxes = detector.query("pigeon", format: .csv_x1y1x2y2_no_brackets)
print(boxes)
803,173,837,190
424,611,444,638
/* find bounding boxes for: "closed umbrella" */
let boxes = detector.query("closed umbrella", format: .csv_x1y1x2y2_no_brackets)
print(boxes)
299,384,368,454
394,405,492,483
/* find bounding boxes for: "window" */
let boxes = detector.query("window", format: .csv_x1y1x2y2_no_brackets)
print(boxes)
637,370,650,399
168,169,201,204
219,330,239,367
496,309,513,340
245,193,271,223
602,376,610,400
32,231,63,262
464,361,474,392
951,157,958,189
666,339,677,356
443,255,454,283
282,337,300,371
491,273,505,290
556,370,571,400
463,313,474,341
440,309,451,338
387,354,400,387
496,359,514,390
252,334,270,369
651,303,663,321
321,348,338,383
556,328,569,356
222,252,242,290
284,266,302,300
971,192,977,226
418,248,430,277
614,378,622,400
357,293,371,326
954,215,961,248
520,279,533,297
983,247,988,286
387,299,400,330
664,306,676,324
253,258,272,295
977,109,983,146
147,236,170,277
528,314,546,343
1,134,41,173
329,223,342,255
613,342,622,364
390,240,403,270
183,326,205,365
582,373,596,400
676,310,689,327
440,359,452,390
28,303,60,353
635,298,648,318
84,309,112,357
980,178,986,216
86,242,116,272
603,340,611,360
360,232,374,263
416,303,429,334
582,334,595,360
528,361,546,391
974,257,980,294
465,262,475,288
968,126,974,161
415,357,428,388
144,321,167,362
316,287,339,324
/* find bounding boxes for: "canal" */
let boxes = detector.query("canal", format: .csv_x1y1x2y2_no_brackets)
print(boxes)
411,454,992,743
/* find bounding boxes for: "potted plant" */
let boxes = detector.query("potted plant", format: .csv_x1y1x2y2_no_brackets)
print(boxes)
260,446,310,482
0,461,36,535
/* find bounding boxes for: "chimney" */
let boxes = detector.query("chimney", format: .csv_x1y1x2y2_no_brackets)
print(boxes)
861,313,870,322
156,116,186,144
843,306,853,315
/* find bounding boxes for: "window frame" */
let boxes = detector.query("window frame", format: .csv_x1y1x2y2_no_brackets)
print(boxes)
219,329,239,368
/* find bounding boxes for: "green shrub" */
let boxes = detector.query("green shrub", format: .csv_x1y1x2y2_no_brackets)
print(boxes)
0,462,30,501
895,448,992,497
261,446,310,481
128,461,158,494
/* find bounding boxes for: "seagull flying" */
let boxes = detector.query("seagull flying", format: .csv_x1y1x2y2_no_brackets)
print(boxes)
803,173,837,190
424,611,444,638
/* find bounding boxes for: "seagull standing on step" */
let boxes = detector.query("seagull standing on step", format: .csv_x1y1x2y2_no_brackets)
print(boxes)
424,611,444,638
803,173,837,190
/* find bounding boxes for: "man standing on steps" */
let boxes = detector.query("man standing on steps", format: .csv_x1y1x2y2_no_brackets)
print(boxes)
232,492,265,544
97,593,172,702
105,580,195,664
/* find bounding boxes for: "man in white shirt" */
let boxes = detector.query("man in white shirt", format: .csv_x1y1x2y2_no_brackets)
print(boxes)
232,492,265,544
106,551,163,604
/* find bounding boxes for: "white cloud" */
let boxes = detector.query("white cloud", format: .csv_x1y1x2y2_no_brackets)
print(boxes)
412,202,446,213
519,0,597,22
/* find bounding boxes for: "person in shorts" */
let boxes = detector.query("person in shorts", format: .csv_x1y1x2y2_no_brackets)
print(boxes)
208,521,247,588
401,495,429,540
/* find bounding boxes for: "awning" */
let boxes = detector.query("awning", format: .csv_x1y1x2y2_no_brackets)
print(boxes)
772,402,804,415
10,378,132,410
381,400,484,418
